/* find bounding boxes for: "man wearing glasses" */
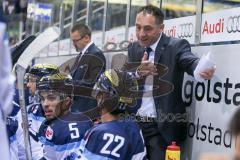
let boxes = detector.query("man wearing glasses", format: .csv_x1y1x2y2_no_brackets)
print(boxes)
70,23,106,115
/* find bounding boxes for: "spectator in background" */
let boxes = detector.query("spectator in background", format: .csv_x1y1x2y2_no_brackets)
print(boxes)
2,0,14,15
9,36,17,47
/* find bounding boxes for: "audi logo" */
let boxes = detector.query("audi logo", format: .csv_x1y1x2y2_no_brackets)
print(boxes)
227,16,240,33
177,23,194,39
103,40,130,52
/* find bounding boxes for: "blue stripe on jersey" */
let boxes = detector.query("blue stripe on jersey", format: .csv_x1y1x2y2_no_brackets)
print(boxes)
82,149,114,160
39,136,81,152
9,135,16,143
28,113,45,122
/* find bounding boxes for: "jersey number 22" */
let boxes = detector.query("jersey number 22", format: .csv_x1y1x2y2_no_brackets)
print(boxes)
100,133,125,158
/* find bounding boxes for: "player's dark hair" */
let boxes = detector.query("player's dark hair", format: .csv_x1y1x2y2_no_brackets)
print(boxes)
98,92,123,116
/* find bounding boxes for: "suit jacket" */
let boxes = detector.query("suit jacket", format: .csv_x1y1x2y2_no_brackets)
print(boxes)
70,43,106,114
123,33,199,144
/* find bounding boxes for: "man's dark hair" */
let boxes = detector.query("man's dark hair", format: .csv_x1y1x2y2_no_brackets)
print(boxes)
137,5,164,25
229,108,240,135
71,23,91,37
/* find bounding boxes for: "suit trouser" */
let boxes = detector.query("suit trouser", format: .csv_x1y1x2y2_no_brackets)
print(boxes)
138,122,167,160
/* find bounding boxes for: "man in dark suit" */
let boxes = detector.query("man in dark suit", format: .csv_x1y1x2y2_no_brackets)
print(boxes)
123,5,215,160
70,24,106,115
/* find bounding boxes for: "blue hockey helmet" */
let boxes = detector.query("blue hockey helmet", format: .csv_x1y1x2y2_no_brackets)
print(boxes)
93,69,138,114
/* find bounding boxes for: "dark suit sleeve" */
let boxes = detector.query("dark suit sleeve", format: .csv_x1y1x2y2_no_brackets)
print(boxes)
88,51,106,83
73,51,106,88
175,39,199,76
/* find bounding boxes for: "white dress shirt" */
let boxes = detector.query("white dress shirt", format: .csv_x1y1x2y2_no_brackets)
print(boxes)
137,33,162,118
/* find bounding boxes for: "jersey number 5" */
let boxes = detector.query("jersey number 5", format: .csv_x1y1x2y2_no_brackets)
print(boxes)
69,123,80,139
100,133,125,158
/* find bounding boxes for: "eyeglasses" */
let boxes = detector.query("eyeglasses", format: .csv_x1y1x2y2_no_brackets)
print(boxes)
72,35,85,43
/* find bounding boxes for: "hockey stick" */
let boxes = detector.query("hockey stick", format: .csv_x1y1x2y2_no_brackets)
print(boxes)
16,26,60,160
11,35,36,67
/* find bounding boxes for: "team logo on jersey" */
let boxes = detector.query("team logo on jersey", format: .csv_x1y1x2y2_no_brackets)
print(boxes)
45,126,54,140
32,105,39,114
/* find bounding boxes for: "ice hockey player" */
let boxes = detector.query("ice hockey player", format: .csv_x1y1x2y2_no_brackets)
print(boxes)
80,69,146,160
26,63,59,160
37,73,93,159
